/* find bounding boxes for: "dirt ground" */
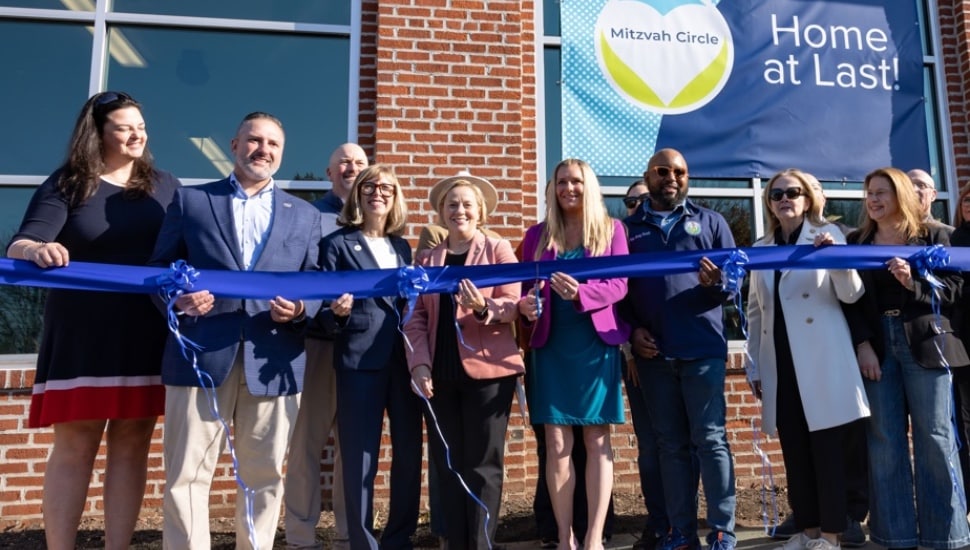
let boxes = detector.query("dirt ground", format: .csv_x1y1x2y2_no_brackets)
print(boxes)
0,486,789,549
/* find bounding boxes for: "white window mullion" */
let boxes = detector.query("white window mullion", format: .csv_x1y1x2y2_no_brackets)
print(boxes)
87,0,110,94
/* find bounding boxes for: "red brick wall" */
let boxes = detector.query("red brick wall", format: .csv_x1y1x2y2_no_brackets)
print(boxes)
940,0,970,186
0,357,779,527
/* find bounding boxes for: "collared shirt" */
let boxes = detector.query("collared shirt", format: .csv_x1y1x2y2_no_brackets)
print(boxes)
230,173,275,270
641,200,689,242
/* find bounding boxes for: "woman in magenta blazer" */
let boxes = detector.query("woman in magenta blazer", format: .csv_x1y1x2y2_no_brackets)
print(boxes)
518,158,630,550
404,173,523,549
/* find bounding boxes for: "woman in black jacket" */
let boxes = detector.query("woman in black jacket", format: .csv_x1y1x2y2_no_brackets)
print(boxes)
845,167,969,550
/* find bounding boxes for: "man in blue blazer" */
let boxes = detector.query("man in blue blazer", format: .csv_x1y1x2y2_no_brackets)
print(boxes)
149,112,322,550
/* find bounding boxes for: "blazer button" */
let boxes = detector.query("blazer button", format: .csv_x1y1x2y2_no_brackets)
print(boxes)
802,293,809,299
806,317,814,324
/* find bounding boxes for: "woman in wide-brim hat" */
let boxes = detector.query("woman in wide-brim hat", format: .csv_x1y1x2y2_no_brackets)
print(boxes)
404,172,523,549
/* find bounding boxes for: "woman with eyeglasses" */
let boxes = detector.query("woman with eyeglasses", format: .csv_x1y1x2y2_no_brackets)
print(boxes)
943,183,970,513
317,164,422,550
6,91,180,549
746,169,868,550
844,168,969,550
518,158,630,550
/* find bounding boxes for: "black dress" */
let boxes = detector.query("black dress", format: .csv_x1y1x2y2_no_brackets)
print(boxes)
12,169,180,427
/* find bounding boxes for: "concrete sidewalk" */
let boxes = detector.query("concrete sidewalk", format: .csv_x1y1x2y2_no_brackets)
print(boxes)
490,527,879,550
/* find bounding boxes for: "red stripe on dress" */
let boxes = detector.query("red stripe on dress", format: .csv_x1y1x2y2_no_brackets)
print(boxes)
29,385,165,428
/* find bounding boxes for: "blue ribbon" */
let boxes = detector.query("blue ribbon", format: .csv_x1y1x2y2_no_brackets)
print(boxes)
720,249,749,295
155,262,260,550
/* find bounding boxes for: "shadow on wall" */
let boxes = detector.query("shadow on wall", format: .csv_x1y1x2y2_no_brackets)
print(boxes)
0,234,45,354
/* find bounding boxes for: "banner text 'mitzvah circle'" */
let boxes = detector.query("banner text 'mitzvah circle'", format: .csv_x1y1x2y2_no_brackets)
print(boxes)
594,0,734,115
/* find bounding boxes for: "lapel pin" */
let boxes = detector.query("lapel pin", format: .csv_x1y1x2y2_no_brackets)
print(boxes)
283,202,292,208
353,244,362,251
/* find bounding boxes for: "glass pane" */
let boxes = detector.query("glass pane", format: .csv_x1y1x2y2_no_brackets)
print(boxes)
824,199,864,232
106,26,350,180
543,0,561,36
544,46,562,183
691,198,754,247
112,0,350,25
0,21,91,174
917,0,931,56
923,67,944,191
0,186,47,354
691,178,750,189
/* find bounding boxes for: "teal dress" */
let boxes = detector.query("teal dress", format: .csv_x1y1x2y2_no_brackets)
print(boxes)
528,248,624,425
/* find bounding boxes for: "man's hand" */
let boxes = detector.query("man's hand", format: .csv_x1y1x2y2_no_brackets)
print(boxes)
631,327,660,359
175,290,214,317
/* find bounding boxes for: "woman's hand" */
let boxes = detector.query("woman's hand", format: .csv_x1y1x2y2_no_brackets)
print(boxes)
550,272,580,301
21,241,70,268
269,296,304,323
175,290,215,317
856,341,882,381
330,293,354,318
813,232,835,247
518,283,543,321
698,256,722,287
456,278,485,312
410,364,433,398
886,257,916,291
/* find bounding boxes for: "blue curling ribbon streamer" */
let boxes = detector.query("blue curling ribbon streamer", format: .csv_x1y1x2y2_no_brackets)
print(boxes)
411,379,495,549
397,265,430,352
720,249,749,295
751,418,780,537
155,261,260,550
907,245,967,511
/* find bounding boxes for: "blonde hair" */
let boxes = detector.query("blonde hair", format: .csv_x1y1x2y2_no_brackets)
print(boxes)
762,169,826,241
338,164,408,236
535,158,615,259
955,183,970,226
856,167,926,242
435,179,489,228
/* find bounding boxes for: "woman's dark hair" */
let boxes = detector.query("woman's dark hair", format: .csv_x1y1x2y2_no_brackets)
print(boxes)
56,91,157,206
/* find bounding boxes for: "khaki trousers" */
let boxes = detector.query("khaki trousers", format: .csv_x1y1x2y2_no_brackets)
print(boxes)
163,360,298,550
284,337,347,548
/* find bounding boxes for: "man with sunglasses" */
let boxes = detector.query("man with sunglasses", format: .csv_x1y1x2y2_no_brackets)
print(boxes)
150,112,323,549
622,149,737,550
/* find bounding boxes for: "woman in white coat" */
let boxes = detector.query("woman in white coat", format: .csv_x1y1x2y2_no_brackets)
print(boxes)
746,169,870,550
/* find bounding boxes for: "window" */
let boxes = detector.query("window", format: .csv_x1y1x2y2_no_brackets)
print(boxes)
0,2,358,354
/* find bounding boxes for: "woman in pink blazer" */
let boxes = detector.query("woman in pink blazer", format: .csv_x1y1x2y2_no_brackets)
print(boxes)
518,158,630,550
404,173,523,549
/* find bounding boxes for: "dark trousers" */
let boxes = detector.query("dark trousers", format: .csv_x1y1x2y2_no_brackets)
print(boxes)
337,366,423,550
425,374,516,550
775,350,850,534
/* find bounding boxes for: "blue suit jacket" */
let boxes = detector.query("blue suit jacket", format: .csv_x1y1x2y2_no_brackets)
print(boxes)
317,226,412,372
149,178,322,396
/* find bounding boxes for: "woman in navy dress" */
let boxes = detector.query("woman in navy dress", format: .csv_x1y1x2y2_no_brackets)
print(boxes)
7,91,180,549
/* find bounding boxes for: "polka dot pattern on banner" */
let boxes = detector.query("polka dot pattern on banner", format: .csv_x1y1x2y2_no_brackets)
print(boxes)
559,0,720,177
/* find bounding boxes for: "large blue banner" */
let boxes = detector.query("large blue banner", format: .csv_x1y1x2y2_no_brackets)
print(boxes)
561,0,928,180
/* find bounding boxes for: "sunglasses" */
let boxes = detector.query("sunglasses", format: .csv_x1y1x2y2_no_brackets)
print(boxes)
769,188,805,201
648,166,687,179
360,181,396,197
94,91,132,107
623,193,649,209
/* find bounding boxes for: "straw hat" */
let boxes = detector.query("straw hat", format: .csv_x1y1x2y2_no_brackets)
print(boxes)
428,171,499,215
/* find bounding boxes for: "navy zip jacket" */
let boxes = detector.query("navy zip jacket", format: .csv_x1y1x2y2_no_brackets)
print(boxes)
622,198,736,360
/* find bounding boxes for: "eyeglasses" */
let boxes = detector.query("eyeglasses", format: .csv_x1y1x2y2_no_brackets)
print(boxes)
360,181,396,197
94,91,132,107
623,193,649,209
648,166,687,179
768,188,805,202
